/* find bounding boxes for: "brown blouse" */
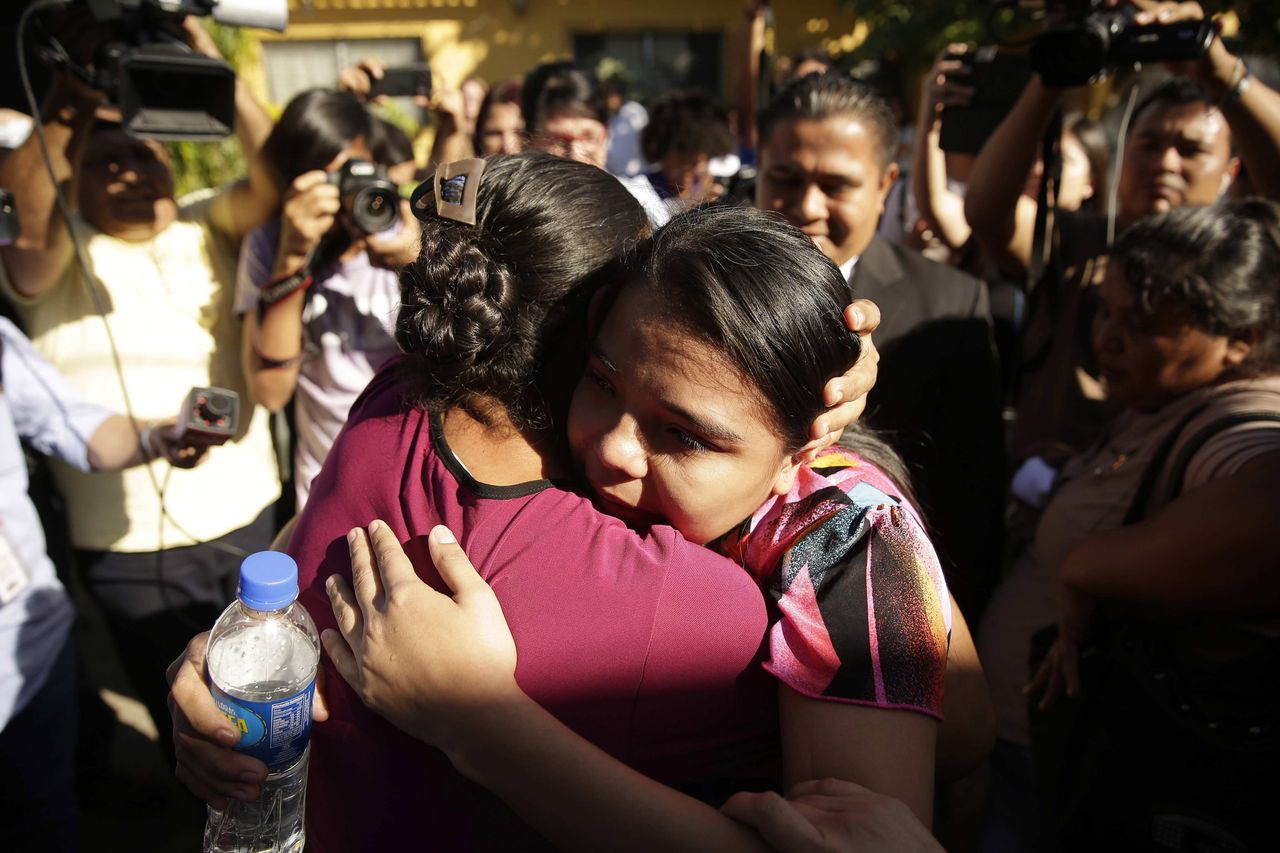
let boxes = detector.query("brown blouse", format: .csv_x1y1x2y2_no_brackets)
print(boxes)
980,376,1280,744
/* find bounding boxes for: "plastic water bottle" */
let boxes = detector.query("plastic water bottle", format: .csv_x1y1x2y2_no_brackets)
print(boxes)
203,552,320,853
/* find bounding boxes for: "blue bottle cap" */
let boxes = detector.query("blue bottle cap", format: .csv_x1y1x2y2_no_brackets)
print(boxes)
238,551,300,611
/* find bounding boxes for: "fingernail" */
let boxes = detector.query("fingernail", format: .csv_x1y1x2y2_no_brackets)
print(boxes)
850,307,865,327
239,771,263,784
369,519,384,534
324,575,336,592
217,728,240,747
829,388,843,405
346,529,358,545
432,525,456,545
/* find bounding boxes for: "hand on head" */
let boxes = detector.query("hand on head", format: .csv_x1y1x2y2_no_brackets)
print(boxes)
806,299,881,453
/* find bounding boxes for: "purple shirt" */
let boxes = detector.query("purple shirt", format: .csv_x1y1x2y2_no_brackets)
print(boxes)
293,362,778,851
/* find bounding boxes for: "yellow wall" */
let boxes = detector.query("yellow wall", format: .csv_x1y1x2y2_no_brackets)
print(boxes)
251,0,860,103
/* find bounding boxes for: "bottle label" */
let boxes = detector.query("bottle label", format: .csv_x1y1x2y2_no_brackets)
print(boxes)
211,681,315,768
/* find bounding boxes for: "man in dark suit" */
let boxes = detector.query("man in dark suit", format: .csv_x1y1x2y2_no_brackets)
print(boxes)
756,73,1004,616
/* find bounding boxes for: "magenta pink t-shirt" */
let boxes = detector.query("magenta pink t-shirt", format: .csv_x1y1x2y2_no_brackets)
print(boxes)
292,362,778,851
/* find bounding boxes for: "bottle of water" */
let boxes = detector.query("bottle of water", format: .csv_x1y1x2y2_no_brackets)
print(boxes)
203,551,320,853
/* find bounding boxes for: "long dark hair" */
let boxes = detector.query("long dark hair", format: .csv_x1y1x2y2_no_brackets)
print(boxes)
396,152,649,428
261,89,372,187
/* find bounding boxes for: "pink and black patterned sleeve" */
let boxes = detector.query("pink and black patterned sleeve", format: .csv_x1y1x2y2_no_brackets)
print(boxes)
726,453,951,719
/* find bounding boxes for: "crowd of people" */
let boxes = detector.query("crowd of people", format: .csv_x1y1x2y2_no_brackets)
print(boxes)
2,1,1279,851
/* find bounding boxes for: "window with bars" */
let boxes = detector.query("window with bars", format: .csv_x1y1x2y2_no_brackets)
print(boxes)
261,38,424,106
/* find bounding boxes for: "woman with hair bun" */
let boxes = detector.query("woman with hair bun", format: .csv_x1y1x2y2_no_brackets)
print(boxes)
170,155,973,849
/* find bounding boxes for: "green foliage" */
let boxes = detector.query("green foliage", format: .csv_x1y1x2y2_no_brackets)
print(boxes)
840,0,1280,84
168,21,252,198
837,0,1003,79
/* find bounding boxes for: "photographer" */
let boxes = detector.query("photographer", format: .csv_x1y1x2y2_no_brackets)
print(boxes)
0,15,282,760
0,315,207,853
965,0,1280,461
238,89,417,508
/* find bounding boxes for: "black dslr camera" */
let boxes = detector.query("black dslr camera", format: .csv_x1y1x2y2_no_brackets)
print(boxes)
329,160,401,235
36,1,287,140
1031,0,1215,87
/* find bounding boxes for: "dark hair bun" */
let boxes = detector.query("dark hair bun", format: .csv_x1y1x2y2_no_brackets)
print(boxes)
396,226,517,379
393,152,649,429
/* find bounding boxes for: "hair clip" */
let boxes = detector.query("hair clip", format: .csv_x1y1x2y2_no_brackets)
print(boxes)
411,158,486,226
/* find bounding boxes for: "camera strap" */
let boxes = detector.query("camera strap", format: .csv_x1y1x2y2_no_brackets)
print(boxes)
1014,108,1065,395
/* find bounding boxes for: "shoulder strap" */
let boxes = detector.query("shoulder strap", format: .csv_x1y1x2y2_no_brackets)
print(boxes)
1124,406,1280,524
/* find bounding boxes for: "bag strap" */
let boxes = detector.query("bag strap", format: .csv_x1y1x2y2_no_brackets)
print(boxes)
1124,405,1280,524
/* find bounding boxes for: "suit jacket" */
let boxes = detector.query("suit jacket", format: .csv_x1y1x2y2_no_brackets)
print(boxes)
851,235,1005,615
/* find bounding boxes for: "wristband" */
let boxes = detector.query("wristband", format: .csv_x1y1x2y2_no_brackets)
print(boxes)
252,335,305,370
258,268,314,307
1218,59,1251,107
1224,70,1252,105
138,422,158,462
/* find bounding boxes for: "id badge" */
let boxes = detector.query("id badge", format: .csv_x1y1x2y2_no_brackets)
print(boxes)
0,528,31,605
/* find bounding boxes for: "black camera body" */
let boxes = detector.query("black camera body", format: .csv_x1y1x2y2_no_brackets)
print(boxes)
329,159,401,235
940,47,1032,155
176,386,239,445
1032,1,1215,87
0,189,18,248
369,64,433,100
93,31,237,140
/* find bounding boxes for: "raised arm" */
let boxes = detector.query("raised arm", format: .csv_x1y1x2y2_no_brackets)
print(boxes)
735,2,768,155
0,77,96,299
238,171,339,411
964,76,1063,275
912,47,975,252
184,18,279,239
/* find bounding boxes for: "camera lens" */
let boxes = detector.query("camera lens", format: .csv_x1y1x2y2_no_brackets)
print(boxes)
200,392,233,421
351,186,401,234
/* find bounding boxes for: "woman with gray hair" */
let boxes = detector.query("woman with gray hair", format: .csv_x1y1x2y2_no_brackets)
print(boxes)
981,199,1280,850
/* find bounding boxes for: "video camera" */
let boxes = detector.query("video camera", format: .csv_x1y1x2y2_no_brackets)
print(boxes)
329,159,401,235
1030,0,1215,87
37,0,287,140
176,386,239,445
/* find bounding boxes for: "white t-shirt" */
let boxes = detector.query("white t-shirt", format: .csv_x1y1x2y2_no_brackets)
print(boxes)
0,196,280,551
